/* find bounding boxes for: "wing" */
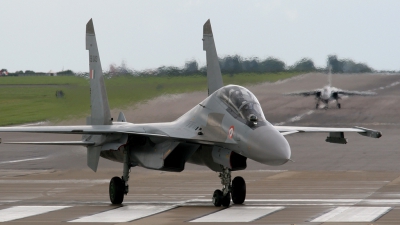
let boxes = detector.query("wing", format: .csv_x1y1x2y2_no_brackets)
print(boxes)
2,141,95,146
285,89,321,97
274,125,382,143
0,122,235,146
335,89,376,96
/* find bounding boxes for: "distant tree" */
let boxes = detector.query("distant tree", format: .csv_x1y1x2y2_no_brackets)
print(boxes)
24,70,35,74
328,55,373,73
220,55,242,76
184,60,199,74
259,57,285,73
15,70,23,74
155,66,182,76
58,70,74,75
327,55,343,73
342,60,372,73
291,58,315,72
241,58,259,73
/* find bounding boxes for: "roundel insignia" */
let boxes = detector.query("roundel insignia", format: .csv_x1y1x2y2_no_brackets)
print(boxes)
228,126,234,139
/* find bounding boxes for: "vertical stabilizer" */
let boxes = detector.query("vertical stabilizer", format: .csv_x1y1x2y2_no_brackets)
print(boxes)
85,19,111,172
86,19,112,125
203,19,223,95
328,65,332,87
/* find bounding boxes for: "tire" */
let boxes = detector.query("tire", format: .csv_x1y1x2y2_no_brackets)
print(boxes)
212,189,223,207
231,176,246,204
109,176,125,204
221,192,231,207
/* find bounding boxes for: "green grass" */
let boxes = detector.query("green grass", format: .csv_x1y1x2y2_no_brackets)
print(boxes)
0,72,301,125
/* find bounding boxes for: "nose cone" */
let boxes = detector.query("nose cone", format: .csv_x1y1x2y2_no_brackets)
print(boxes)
246,126,291,166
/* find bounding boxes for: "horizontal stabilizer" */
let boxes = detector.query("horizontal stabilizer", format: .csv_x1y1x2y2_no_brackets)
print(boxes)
3,141,95,146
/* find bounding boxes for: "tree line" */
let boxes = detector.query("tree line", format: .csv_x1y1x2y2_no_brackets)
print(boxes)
6,55,375,77
107,55,374,77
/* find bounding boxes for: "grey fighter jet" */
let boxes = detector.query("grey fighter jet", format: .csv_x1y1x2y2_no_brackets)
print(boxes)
0,19,382,207
285,69,376,109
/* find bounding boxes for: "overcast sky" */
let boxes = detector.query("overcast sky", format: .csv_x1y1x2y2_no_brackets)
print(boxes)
1,0,400,72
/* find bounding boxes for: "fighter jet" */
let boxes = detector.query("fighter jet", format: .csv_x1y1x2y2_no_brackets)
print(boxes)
285,68,376,109
0,19,381,207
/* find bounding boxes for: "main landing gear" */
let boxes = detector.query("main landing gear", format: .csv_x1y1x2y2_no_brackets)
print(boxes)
109,148,131,204
212,167,246,207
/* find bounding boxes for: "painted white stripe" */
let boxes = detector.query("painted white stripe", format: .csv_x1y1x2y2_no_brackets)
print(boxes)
69,205,176,223
311,207,391,222
188,199,361,203
190,206,283,223
0,206,70,222
0,179,109,184
0,157,46,165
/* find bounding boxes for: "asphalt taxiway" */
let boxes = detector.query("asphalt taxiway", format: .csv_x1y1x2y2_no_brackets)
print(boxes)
0,72,400,224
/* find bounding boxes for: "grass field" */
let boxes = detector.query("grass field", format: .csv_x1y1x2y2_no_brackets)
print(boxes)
0,72,301,125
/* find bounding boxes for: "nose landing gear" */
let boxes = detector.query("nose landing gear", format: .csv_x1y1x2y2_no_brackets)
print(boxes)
212,167,246,207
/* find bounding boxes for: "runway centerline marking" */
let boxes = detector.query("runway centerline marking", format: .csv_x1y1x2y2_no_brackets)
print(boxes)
190,206,284,223
69,204,176,223
311,206,392,222
0,157,46,165
0,206,70,222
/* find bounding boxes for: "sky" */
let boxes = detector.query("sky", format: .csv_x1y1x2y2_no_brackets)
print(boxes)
1,0,400,73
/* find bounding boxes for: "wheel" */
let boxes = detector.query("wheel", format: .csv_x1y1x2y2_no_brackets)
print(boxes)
212,189,223,207
231,176,246,204
221,192,231,207
337,103,341,109
315,104,319,109
109,176,125,204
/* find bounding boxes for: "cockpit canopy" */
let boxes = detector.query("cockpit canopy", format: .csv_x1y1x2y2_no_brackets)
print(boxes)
217,85,266,128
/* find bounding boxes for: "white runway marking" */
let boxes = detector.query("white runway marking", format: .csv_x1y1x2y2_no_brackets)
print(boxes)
190,206,283,223
69,205,176,223
0,179,109,184
186,199,362,206
311,207,391,222
0,157,46,165
0,206,70,222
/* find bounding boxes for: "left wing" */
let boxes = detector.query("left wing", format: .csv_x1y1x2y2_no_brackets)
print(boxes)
335,89,376,96
274,125,382,143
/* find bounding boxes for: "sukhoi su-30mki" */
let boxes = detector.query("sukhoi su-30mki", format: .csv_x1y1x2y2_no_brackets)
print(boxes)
285,68,376,109
0,19,382,207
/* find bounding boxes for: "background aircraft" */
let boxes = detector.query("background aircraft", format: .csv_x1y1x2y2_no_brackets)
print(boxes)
0,19,381,208
285,68,376,109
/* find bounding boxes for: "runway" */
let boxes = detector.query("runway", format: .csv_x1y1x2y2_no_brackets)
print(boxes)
1,72,400,224
0,169,400,224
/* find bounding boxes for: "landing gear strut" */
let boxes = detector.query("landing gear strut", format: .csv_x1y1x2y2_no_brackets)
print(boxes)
212,167,246,207
109,147,131,204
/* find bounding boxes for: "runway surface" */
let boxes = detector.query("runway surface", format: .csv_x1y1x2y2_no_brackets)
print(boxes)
1,72,400,224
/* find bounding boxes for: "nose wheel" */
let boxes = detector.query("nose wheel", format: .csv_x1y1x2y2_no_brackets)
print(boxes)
212,167,246,207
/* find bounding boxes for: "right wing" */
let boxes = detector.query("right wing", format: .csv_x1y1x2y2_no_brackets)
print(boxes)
274,125,382,144
285,89,321,97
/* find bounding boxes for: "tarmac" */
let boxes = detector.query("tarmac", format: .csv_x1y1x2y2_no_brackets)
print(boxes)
0,72,400,224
